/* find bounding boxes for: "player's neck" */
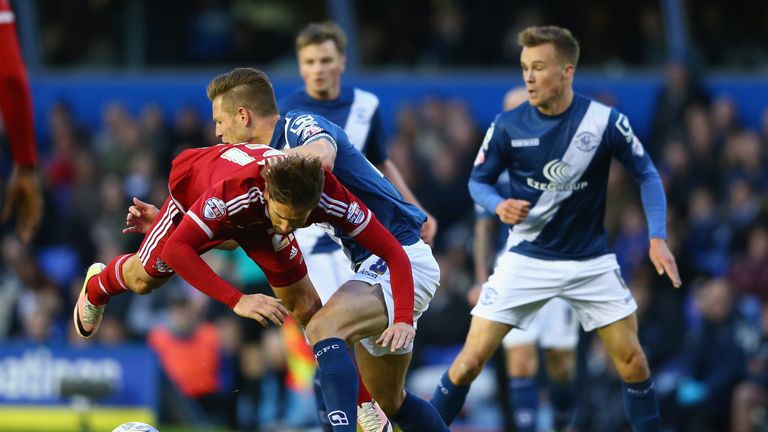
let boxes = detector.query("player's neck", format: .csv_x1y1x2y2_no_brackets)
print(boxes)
306,85,341,101
537,88,574,116
251,115,280,144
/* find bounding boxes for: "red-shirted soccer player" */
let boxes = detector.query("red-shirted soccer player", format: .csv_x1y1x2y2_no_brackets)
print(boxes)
73,145,414,340
0,0,42,242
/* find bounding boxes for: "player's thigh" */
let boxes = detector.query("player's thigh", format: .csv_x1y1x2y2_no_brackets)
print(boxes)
472,252,563,329
305,279,389,345
353,240,441,357
354,344,411,413
595,312,641,361
459,315,513,365
559,256,637,332
271,274,322,324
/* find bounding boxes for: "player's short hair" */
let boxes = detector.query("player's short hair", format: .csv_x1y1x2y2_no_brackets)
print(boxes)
296,21,347,53
206,68,278,117
517,26,580,67
262,155,324,211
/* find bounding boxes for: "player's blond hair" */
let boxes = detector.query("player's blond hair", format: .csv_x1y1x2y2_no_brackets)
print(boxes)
296,21,347,53
262,155,324,210
206,68,278,117
517,26,580,67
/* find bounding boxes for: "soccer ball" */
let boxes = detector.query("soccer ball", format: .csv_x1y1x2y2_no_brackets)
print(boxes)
112,422,159,432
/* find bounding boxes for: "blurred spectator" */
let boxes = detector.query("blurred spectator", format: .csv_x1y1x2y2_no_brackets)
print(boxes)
731,302,768,432
148,290,235,428
685,187,731,276
729,224,768,303
676,278,753,432
649,62,709,156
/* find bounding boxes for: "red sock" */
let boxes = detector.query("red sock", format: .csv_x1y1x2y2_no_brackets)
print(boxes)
357,371,373,405
86,254,132,306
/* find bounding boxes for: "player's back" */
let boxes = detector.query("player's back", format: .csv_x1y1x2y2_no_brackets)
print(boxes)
168,143,277,211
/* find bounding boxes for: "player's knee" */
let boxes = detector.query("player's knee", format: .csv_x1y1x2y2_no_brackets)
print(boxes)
508,345,537,377
544,350,575,383
613,346,650,382
305,309,342,345
451,351,486,385
292,297,321,327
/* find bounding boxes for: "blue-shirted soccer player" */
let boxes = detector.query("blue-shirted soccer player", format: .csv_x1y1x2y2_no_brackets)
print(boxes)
468,87,580,432
431,26,681,432
280,22,438,432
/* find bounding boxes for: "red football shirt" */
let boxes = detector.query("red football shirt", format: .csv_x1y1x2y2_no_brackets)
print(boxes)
162,144,414,323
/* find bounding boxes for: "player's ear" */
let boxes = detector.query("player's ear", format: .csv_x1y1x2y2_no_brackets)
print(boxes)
563,63,575,81
339,54,347,73
237,107,250,126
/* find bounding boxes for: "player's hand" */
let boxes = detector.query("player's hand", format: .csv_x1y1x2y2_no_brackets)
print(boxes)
420,212,438,246
2,165,43,243
233,294,289,327
496,199,530,225
122,197,160,234
376,322,416,352
649,238,681,288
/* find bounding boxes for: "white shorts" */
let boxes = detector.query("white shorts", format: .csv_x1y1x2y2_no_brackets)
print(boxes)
501,298,579,349
472,252,636,332
294,225,355,305
350,240,440,357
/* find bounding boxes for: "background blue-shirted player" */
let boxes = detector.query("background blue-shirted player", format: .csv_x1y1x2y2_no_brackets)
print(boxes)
431,26,681,432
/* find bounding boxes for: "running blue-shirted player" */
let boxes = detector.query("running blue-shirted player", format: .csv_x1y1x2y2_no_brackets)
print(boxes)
430,26,681,432
468,87,580,432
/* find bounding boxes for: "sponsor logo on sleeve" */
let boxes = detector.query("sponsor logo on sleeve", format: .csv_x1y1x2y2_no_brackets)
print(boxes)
203,197,227,220
631,135,645,157
481,123,495,151
615,114,634,143
289,114,323,140
346,202,365,224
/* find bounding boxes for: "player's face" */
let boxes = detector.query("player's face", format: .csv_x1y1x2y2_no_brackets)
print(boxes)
266,196,312,235
520,43,572,111
298,40,346,100
212,96,248,144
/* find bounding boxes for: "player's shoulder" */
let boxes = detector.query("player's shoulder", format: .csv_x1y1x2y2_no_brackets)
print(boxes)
348,86,380,105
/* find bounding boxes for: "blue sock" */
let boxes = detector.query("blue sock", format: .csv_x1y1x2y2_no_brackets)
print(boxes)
430,371,470,425
549,380,574,429
393,390,450,431
509,377,538,432
623,379,660,432
313,338,358,432
313,371,332,432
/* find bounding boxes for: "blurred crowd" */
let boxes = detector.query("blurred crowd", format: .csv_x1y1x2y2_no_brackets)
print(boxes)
33,0,768,70
1,62,768,431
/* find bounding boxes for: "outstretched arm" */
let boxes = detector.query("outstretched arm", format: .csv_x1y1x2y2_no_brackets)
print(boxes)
162,216,288,325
